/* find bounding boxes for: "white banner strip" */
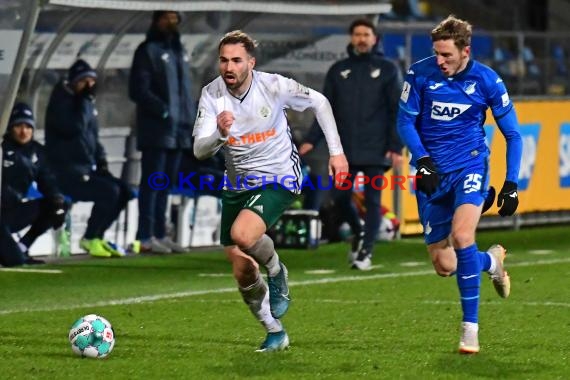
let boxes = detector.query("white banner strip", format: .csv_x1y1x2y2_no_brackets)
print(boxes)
48,1,392,15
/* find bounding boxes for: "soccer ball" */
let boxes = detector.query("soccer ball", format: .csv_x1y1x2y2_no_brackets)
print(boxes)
69,314,115,358
378,216,397,241
377,210,400,241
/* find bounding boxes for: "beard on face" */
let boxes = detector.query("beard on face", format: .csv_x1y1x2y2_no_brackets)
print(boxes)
223,71,248,90
165,23,179,34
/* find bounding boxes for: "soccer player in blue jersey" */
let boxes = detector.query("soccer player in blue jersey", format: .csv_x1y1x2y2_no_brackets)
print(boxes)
397,15,522,354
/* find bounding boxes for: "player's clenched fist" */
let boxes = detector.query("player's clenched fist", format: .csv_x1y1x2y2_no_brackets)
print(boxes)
217,111,235,137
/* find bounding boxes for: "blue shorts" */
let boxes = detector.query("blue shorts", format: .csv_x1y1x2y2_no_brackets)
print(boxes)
416,160,490,245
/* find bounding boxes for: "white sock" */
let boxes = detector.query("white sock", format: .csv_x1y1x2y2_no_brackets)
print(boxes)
462,321,479,332
239,275,282,332
487,252,497,275
259,290,283,333
18,242,28,254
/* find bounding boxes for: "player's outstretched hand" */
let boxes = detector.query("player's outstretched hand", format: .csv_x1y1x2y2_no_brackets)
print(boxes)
416,156,439,196
329,153,349,188
497,180,519,216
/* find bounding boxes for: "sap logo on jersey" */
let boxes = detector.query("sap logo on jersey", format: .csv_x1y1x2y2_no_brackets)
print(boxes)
430,101,472,121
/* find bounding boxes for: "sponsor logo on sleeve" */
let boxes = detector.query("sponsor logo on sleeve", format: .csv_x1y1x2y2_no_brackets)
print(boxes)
296,83,310,96
501,93,510,107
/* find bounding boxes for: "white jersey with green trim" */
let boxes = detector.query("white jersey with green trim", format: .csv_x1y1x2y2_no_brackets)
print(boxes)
193,70,343,193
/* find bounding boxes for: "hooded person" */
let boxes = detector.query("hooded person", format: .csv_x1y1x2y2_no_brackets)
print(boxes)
67,58,98,99
44,59,135,258
0,102,69,267
128,10,194,253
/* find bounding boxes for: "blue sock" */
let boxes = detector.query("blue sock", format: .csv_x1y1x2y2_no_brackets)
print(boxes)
478,250,492,272
456,244,482,323
445,250,489,277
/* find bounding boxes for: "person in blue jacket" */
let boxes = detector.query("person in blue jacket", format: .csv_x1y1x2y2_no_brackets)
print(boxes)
299,18,403,270
129,10,195,253
1,102,69,267
397,15,522,354
45,59,134,258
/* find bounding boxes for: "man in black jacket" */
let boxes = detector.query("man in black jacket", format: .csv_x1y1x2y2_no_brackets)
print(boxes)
129,11,194,253
45,59,134,258
299,18,403,270
1,102,69,267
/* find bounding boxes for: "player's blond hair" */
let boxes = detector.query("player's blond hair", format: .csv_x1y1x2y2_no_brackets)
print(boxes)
218,30,258,56
431,15,472,50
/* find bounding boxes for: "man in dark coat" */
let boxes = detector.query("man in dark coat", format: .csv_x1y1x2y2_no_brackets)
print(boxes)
129,10,194,253
299,18,404,270
45,59,134,258
1,102,69,266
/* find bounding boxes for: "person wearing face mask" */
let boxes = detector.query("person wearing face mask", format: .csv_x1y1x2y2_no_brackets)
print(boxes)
44,59,135,258
129,11,195,253
0,102,69,267
298,18,404,271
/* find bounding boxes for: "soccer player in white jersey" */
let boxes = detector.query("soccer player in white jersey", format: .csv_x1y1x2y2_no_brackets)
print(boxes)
193,30,348,352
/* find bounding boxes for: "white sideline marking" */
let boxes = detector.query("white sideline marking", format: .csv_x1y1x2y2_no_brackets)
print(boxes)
528,249,554,255
1,257,570,316
400,261,427,267
0,268,62,274
305,269,336,275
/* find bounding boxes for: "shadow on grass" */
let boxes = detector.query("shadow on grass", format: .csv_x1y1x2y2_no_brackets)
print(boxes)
437,353,551,379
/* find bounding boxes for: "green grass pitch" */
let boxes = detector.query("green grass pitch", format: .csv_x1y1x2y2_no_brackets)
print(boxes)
1,225,569,379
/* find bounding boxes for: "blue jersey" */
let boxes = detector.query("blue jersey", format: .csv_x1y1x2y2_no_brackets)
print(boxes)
398,57,513,173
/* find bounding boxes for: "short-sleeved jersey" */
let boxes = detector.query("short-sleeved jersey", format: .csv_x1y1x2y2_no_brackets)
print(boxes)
193,71,322,193
399,57,513,173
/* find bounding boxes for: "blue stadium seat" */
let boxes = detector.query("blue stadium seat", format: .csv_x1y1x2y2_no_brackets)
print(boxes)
493,46,517,79
411,35,432,61
471,35,493,62
382,33,405,60
552,45,568,76
523,46,541,77
25,181,73,203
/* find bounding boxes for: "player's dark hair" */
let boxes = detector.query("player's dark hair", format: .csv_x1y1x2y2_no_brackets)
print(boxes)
349,18,376,35
218,30,258,57
431,15,472,50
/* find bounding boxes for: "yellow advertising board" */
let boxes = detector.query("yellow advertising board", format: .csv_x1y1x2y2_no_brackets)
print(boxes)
386,100,570,235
